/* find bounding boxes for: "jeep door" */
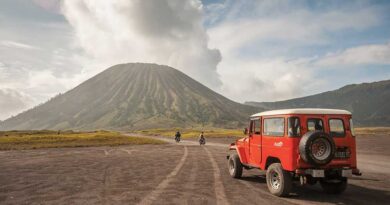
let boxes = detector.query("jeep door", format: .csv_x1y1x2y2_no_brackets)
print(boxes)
249,118,262,166
261,116,288,170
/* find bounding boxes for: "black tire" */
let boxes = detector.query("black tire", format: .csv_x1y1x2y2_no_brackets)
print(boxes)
266,163,292,197
299,131,336,166
228,153,243,178
320,178,347,194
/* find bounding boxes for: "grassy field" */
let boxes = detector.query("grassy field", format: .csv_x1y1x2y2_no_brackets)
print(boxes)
355,127,390,135
135,128,244,139
0,130,165,150
1,127,387,151
135,127,390,139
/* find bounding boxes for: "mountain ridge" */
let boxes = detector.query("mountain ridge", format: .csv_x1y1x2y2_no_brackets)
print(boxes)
245,79,390,126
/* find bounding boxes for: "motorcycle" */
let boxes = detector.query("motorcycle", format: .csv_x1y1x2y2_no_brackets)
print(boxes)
175,136,180,143
199,137,206,145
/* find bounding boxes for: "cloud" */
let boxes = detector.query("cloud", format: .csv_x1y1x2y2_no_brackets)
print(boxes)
0,1,89,116
207,0,383,102
0,60,88,120
218,57,320,102
61,0,222,89
32,0,62,13
0,40,39,50
208,1,381,53
316,43,390,66
0,88,33,120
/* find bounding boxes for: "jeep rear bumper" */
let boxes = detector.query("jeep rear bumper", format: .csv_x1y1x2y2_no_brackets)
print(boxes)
295,168,362,178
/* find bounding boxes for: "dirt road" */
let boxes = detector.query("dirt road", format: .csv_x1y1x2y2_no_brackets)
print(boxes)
0,135,389,205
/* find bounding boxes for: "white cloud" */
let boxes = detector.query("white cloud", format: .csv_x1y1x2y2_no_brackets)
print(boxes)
208,1,380,53
61,0,222,89
0,40,39,50
0,60,89,120
316,43,390,66
0,62,29,90
0,88,34,120
218,57,320,102
32,0,62,13
207,0,383,102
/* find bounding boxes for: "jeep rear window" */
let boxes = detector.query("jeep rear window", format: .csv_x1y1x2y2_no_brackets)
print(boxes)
288,117,300,137
263,118,285,136
329,119,345,137
307,118,324,132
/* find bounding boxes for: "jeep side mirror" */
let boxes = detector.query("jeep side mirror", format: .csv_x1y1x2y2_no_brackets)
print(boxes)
243,128,248,135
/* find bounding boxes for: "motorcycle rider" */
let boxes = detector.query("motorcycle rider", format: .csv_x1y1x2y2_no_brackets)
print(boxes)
199,132,205,145
175,131,181,142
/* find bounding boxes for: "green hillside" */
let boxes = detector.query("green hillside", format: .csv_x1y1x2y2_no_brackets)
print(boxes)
246,80,390,126
1,63,259,130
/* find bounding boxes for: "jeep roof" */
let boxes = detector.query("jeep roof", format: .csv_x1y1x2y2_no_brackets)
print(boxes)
251,108,351,117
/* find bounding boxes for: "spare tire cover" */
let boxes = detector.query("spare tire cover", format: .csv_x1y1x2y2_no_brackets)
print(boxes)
299,131,335,166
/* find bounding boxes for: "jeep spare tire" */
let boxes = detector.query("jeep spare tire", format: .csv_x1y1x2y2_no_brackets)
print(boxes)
299,131,335,166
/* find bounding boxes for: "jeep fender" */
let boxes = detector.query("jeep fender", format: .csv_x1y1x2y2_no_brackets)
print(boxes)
265,156,281,170
229,143,248,164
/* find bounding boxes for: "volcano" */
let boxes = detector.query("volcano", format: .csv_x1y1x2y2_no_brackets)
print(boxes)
1,63,259,130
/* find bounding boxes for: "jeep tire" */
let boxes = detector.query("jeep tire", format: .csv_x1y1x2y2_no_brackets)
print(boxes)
320,178,347,194
299,131,336,166
266,163,292,197
228,153,243,178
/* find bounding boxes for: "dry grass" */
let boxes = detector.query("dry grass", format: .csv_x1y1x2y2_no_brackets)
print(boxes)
0,130,165,150
135,128,244,139
355,127,390,135
135,127,390,138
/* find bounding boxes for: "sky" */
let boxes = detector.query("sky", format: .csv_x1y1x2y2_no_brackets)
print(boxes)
0,0,390,120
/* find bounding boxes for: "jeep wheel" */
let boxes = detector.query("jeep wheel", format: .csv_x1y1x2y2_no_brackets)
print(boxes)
320,178,347,194
266,163,292,197
299,131,336,166
228,154,243,178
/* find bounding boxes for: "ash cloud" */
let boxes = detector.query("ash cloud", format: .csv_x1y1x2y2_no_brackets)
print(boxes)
61,0,222,89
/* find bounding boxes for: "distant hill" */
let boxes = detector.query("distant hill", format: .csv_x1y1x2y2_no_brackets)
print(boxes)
1,63,260,130
246,80,390,126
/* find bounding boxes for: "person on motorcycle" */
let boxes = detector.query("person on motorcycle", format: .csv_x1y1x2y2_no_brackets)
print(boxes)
199,132,205,145
175,131,181,142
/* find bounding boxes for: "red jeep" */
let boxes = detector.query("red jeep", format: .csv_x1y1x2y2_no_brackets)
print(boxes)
227,109,361,196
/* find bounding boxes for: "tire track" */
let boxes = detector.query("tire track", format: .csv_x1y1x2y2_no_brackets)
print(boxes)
119,148,133,155
157,146,212,204
103,149,114,156
100,157,119,204
203,146,230,205
237,179,299,205
174,147,198,203
209,147,279,204
101,164,111,204
137,146,188,205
